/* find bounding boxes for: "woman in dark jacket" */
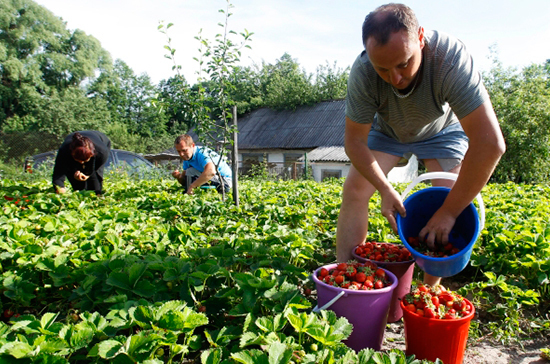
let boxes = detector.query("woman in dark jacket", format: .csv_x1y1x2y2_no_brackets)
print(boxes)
52,131,111,194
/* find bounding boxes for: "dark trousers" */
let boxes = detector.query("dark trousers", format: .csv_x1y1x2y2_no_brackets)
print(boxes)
67,171,104,194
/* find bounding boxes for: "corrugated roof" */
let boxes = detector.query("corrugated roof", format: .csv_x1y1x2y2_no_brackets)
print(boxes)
298,146,350,162
237,99,345,150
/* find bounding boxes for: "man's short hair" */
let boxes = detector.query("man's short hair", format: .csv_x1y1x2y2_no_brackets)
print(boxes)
362,3,419,47
175,134,194,146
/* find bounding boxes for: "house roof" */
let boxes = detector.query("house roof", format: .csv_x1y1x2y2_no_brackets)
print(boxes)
236,99,345,150
298,146,349,163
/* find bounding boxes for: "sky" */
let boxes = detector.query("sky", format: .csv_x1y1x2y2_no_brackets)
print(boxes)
34,0,550,85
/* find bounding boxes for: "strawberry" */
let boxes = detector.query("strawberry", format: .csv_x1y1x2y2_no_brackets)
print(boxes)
375,268,385,279
355,272,367,283
344,265,357,279
424,307,436,318
336,263,347,271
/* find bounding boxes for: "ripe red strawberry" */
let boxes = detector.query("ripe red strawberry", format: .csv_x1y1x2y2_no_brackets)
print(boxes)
345,266,357,279
355,272,367,283
319,268,329,277
453,299,467,311
424,307,436,318
375,268,385,278
336,263,347,271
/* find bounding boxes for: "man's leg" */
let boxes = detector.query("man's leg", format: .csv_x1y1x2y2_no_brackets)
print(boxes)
336,151,401,262
421,158,462,286
184,168,201,190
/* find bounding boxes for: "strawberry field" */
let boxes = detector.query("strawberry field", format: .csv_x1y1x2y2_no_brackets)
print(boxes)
0,175,549,363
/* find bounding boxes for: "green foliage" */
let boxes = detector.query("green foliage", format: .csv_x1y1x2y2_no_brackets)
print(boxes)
0,176,548,361
0,175,458,362
458,182,550,343
484,56,550,183
0,0,112,134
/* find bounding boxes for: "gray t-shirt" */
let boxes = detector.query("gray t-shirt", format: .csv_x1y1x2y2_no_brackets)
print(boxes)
345,30,489,143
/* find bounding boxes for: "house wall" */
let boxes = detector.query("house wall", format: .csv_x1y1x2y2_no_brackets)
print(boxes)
239,151,418,183
309,156,418,183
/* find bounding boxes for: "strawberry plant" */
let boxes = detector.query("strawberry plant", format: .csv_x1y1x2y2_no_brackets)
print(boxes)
0,175,548,360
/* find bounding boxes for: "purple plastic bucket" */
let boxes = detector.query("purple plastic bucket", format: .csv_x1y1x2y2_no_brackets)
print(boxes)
352,248,415,323
312,264,398,352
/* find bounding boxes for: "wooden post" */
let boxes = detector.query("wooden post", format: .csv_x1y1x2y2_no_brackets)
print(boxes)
231,105,239,207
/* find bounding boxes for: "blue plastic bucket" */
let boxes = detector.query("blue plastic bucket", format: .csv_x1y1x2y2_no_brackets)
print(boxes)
396,173,484,277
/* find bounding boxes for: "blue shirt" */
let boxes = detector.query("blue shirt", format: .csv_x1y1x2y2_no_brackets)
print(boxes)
182,146,232,179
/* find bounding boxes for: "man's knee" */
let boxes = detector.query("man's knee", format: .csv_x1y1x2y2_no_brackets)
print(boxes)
342,172,377,202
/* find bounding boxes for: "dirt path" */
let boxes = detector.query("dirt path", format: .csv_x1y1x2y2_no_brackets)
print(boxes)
383,322,549,363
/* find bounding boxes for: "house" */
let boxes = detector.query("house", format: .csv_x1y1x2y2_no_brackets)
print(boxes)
236,99,418,182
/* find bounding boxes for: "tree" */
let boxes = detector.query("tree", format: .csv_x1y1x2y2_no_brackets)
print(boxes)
157,75,194,134
0,0,111,133
485,57,550,183
313,61,349,101
259,53,316,110
88,59,168,139
159,0,253,202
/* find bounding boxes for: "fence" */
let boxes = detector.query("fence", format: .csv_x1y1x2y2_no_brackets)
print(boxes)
0,132,63,164
239,161,307,180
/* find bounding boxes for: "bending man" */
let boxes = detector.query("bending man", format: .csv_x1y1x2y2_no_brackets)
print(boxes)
172,134,232,195
336,3,505,285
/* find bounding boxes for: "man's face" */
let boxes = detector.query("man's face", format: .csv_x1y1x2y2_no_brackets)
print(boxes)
366,28,424,90
175,141,194,161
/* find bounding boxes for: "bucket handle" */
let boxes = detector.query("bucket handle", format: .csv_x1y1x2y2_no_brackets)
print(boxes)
312,290,346,313
400,172,485,230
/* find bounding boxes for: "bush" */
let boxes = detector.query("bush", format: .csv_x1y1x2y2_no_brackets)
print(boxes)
485,59,550,183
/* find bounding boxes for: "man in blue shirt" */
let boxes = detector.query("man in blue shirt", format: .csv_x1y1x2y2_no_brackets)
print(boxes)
172,134,232,194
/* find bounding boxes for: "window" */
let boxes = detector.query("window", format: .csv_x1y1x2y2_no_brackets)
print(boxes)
321,169,342,181
242,153,264,163
284,153,303,167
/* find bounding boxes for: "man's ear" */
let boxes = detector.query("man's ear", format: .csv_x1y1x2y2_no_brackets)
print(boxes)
418,26,425,49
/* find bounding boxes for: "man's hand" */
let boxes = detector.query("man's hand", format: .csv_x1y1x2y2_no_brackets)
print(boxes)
418,208,457,249
74,171,89,181
379,187,406,234
55,186,66,194
172,170,181,179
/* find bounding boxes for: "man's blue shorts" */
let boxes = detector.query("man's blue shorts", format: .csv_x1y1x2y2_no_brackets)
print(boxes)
368,123,469,171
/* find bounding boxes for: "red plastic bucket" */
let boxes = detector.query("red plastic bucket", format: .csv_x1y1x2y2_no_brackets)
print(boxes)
352,247,415,323
400,299,475,364
312,264,397,352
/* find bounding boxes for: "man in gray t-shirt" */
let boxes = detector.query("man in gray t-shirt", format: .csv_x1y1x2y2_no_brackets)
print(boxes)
337,3,505,285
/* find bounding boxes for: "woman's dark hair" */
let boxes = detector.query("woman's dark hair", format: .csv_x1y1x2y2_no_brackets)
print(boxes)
69,132,95,161
362,3,419,47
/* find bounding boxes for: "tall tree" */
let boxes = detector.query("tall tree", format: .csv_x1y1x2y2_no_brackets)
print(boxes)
485,58,550,183
88,59,167,139
0,0,111,135
259,53,316,110
313,61,349,101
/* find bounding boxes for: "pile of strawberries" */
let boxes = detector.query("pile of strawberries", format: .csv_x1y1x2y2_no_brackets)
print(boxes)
354,241,413,262
402,283,473,320
407,236,461,258
316,260,392,290
3,195,31,210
